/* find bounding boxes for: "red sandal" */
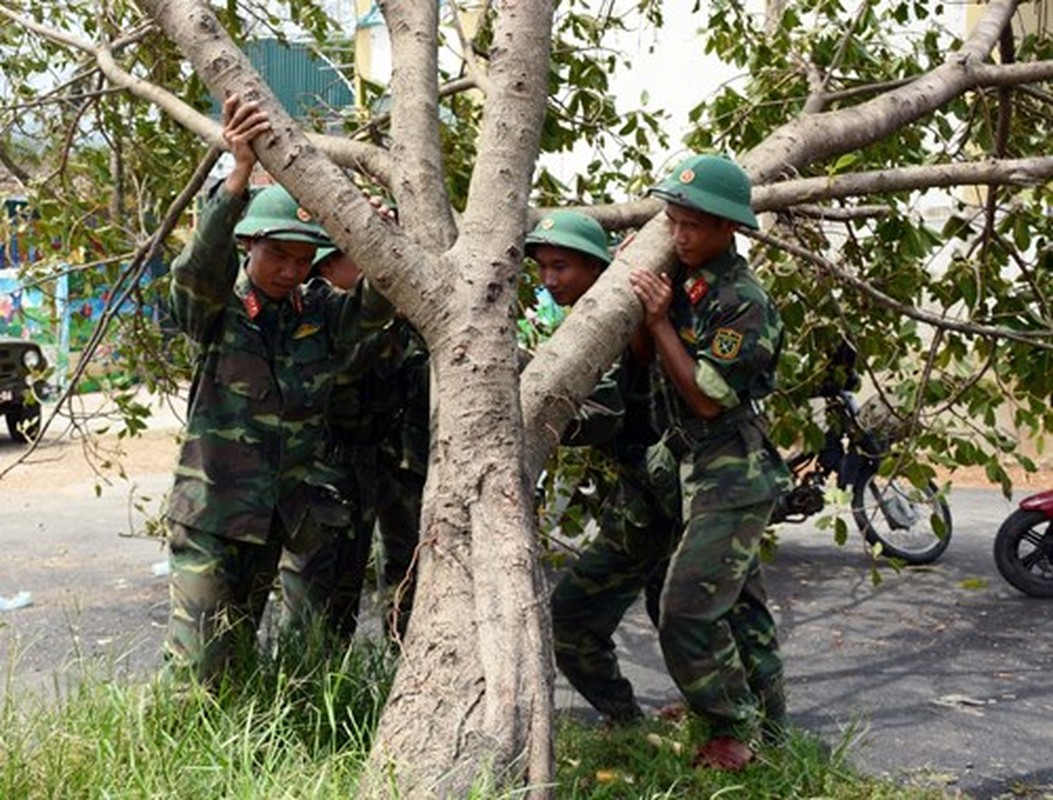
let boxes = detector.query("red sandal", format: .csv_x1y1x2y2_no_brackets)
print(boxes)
693,737,755,772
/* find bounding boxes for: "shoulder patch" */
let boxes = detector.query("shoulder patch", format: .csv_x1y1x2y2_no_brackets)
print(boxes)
712,327,743,360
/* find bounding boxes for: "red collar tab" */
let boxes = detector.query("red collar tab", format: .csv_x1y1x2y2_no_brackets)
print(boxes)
242,288,262,320
290,290,303,315
686,275,709,305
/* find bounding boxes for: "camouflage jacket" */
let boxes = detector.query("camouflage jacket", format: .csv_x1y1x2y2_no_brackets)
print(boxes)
165,184,393,542
563,351,659,465
654,246,791,509
327,316,430,477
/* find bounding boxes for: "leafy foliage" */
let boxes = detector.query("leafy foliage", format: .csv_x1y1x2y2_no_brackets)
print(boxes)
1,0,1051,499
681,0,1053,493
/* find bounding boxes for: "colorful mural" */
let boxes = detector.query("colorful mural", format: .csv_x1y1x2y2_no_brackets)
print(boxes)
0,268,50,341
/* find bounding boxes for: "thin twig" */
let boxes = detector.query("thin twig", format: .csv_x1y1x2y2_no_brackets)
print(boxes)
0,145,222,481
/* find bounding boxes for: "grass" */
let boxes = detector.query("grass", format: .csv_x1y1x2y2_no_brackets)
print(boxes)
1,632,957,799
553,714,952,799
1,625,394,799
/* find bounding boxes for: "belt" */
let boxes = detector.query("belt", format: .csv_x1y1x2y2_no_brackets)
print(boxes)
666,401,761,457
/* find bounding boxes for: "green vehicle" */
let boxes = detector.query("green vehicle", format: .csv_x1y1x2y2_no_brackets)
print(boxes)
0,338,48,442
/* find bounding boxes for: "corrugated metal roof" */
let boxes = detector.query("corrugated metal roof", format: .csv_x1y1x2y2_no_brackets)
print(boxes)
211,38,354,119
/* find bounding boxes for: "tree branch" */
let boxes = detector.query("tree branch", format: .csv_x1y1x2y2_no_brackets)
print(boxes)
0,3,392,181
0,145,222,482
382,2,458,250
744,226,1053,348
0,141,30,184
753,156,1053,207
457,2,553,249
743,0,1023,181
136,0,443,338
444,1,491,94
539,156,1053,231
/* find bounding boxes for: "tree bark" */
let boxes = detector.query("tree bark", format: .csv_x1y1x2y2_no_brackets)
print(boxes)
364,4,558,794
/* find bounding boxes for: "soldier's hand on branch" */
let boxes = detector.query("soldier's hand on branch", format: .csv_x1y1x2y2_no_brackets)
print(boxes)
364,190,398,223
222,94,272,196
629,269,673,330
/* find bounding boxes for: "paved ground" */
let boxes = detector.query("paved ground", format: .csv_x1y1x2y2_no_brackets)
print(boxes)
2,398,1052,798
587,488,1053,799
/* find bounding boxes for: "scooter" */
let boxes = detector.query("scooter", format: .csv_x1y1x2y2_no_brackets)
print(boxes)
993,489,1053,598
770,345,953,565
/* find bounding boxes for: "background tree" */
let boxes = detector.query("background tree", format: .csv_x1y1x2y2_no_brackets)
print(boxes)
1,0,1051,795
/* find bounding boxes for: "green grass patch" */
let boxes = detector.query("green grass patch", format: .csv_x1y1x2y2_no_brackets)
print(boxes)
1,633,958,798
553,713,953,799
1,627,396,799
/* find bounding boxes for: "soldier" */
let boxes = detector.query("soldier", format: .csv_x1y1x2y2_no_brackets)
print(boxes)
320,226,430,642
163,95,392,686
277,246,375,642
630,154,792,771
281,244,428,642
527,210,682,725
371,323,428,640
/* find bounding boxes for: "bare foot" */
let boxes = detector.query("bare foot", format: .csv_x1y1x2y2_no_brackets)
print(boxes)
693,737,755,771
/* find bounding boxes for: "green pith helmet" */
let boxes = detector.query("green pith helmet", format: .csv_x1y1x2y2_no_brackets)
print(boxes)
233,184,331,244
312,246,338,267
649,154,759,230
525,210,612,266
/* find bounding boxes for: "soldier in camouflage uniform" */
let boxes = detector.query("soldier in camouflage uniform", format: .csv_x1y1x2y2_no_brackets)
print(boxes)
630,154,792,771
527,210,682,725
317,234,430,642
280,244,428,642
163,96,392,685
371,325,429,640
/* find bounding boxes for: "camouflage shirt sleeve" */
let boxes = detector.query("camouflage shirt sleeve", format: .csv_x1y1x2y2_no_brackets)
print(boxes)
324,276,395,351
169,183,249,344
693,254,783,403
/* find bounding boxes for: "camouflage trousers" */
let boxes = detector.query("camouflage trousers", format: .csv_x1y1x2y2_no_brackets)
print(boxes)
164,518,285,686
551,446,682,723
280,450,425,643
375,461,424,640
658,498,785,741
279,447,377,641
278,521,373,641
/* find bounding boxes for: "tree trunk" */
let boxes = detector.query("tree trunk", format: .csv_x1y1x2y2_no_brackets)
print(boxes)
364,318,553,796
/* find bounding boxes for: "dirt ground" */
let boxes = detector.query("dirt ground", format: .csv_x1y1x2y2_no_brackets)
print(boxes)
3,422,1050,495
0,427,181,491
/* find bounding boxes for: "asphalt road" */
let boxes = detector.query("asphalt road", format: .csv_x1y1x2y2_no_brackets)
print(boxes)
2,424,1052,799
561,485,1053,799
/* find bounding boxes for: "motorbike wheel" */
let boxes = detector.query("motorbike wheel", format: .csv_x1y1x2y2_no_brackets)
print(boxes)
993,509,1053,598
852,474,952,565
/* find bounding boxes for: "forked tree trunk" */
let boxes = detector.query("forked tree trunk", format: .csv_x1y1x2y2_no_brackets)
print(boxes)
362,317,553,796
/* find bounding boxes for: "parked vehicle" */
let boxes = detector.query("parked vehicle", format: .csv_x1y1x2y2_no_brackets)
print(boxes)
993,489,1053,598
770,348,953,565
0,337,48,442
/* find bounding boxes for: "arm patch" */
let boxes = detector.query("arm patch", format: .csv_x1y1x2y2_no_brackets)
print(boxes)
712,327,743,360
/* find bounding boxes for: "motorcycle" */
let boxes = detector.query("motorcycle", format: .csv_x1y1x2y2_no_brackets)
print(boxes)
770,350,953,565
993,489,1053,597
